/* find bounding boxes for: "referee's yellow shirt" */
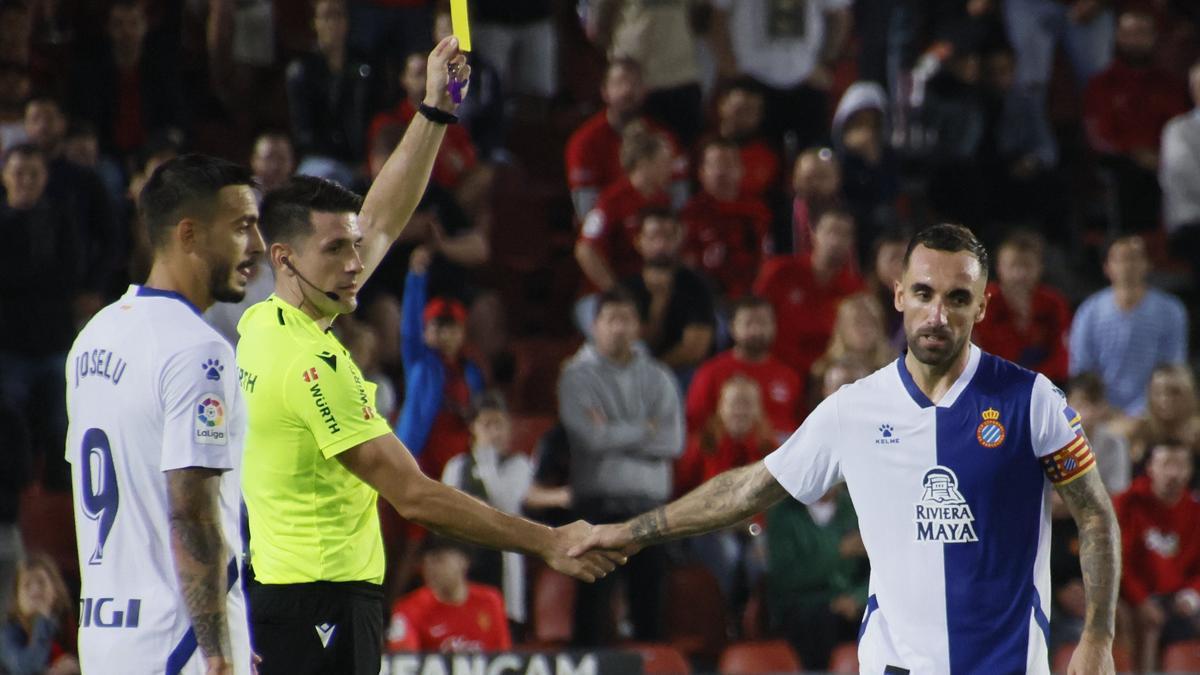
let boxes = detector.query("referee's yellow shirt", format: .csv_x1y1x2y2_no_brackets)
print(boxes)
236,296,392,585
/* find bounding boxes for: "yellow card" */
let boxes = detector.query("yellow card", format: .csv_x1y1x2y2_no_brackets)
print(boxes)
450,0,472,52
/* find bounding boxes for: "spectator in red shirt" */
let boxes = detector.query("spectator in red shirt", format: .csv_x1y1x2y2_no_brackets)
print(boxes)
680,139,772,299
1115,443,1200,673
1084,10,1190,232
677,375,775,496
712,78,781,202
973,230,1071,384
675,376,775,600
687,296,803,438
386,536,512,653
574,125,674,332
369,52,481,193
755,208,863,381
565,58,687,220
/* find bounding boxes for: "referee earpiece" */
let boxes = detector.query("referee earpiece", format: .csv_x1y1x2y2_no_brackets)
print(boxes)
280,255,340,302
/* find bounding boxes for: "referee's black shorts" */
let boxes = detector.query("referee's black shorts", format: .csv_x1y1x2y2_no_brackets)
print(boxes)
249,579,383,675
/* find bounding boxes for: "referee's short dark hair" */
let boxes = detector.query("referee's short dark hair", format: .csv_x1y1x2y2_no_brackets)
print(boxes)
259,175,364,245
903,223,990,279
139,154,257,249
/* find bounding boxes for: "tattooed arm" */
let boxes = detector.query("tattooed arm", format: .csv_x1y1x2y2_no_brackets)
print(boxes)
1056,467,1120,675
166,468,232,673
570,461,789,555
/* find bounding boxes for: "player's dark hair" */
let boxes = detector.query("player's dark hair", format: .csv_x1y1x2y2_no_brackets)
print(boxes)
138,154,256,249
728,295,773,318
259,175,364,245
903,223,990,279
594,286,639,322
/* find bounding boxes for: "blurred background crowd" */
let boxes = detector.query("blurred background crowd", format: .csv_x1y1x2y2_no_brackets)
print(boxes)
1,0,1199,672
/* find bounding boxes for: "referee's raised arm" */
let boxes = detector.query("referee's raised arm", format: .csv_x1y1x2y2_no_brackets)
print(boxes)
357,35,469,281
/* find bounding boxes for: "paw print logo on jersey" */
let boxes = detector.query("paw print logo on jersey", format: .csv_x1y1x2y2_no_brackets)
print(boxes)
197,397,224,428
876,423,900,445
202,358,224,381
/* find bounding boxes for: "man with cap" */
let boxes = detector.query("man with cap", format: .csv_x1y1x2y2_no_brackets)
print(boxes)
396,245,484,480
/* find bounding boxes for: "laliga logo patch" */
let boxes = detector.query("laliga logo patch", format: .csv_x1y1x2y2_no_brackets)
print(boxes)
194,394,227,445
976,407,1006,448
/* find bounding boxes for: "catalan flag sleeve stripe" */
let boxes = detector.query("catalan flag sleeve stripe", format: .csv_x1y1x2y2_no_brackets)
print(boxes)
1063,405,1084,435
1041,433,1096,485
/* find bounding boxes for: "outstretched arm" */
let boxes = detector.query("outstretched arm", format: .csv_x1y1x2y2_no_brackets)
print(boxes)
338,432,623,582
1058,468,1120,675
570,460,789,555
166,468,232,675
358,36,469,281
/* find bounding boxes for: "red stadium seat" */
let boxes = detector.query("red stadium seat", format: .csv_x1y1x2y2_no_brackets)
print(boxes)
509,414,556,456
1162,639,1200,672
665,564,729,661
624,643,692,674
828,642,859,673
532,566,576,644
510,337,583,414
717,640,803,674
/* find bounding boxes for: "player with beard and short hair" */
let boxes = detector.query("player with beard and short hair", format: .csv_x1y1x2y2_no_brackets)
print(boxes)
66,154,264,675
572,223,1122,675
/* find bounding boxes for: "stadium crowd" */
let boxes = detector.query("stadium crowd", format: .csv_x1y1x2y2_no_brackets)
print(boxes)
1,0,1199,672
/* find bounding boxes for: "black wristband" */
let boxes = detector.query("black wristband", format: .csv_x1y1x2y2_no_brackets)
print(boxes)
418,103,458,125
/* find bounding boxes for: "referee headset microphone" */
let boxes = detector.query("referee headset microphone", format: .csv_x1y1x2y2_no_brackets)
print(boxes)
280,255,340,302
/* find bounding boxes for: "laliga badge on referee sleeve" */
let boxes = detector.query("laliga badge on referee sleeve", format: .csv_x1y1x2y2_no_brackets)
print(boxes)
194,394,228,446
976,407,1005,448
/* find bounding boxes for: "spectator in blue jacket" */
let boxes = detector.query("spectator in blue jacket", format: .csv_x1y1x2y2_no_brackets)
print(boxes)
396,246,485,480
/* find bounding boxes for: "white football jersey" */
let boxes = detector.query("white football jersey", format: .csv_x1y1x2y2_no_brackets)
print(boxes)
765,345,1088,675
66,286,251,674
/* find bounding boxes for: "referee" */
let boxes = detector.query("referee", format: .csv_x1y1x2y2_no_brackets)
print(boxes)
237,38,621,675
